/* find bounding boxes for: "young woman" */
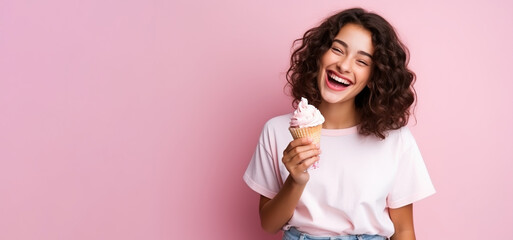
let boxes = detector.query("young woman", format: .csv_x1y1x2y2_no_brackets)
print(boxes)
244,8,435,240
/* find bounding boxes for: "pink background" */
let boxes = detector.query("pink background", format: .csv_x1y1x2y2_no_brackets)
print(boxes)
1,0,512,239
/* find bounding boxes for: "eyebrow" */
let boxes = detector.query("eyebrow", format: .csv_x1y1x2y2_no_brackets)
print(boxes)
332,39,373,58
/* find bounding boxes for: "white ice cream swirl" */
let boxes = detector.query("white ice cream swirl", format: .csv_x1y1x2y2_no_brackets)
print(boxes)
290,97,325,128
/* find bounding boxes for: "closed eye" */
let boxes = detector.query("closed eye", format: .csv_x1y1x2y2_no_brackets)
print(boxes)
357,60,369,66
331,47,344,54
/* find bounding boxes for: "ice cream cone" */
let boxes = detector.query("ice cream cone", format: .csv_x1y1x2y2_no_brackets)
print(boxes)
288,124,322,144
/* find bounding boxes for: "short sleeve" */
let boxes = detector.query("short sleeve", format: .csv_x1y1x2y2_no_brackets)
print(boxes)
387,129,436,209
243,122,282,199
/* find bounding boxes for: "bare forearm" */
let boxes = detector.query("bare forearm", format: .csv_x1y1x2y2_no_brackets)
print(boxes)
259,176,306,233
390,230,415,240
389,204,416,240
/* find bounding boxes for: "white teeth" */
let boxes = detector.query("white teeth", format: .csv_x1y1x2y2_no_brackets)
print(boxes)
329,73,350,85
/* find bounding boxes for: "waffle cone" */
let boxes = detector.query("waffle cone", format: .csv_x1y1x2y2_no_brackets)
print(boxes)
288,124,322,144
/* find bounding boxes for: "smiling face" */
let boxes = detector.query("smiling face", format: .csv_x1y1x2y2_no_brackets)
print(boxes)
317,23,374,108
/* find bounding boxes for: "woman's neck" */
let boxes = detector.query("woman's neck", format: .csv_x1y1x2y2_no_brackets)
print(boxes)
318,101,360,129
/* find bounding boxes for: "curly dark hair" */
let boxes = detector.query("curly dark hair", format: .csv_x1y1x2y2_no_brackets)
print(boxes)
286,8,416,139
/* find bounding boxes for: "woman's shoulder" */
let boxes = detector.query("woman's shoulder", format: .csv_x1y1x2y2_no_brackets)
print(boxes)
263,113,293,130
387,126,413,137
255,113,294,146
256,113,293,141
383,126,418,149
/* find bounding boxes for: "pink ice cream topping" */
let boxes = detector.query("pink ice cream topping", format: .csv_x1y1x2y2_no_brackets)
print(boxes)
290,97,325,128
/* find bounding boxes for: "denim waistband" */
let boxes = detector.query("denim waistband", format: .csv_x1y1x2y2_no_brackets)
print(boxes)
283,227,387,240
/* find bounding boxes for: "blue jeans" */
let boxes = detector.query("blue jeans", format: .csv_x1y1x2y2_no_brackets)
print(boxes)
283,227,387,240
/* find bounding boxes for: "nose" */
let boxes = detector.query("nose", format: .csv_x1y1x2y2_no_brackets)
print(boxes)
336,56,351,73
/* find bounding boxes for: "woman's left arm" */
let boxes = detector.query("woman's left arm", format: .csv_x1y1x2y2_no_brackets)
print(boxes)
389,204,416,240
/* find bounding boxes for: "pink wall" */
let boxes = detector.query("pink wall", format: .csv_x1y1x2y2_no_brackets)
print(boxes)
1,0,512,239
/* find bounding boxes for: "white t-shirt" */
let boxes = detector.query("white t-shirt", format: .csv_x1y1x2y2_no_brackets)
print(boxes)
243,114,435,237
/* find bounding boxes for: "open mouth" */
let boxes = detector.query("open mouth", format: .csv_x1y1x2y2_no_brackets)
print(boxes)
326,71,352,90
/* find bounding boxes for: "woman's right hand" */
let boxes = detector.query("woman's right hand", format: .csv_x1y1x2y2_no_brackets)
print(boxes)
282,137,321,185
259,137,320,233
